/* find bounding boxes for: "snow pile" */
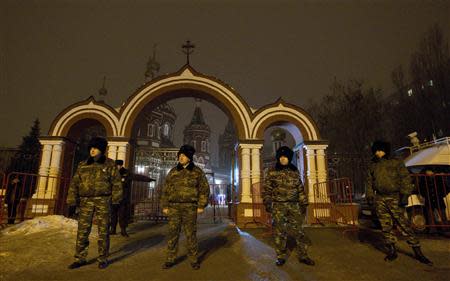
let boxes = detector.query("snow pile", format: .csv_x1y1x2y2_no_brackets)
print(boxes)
2,215,79,236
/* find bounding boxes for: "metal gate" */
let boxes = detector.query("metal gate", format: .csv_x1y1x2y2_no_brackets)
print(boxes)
129,182,235,224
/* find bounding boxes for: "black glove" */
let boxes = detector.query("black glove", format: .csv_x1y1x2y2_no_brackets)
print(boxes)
265,203,272,213
399,194,409,207
300,204,308,214
68,205,79,217
366,196,374,206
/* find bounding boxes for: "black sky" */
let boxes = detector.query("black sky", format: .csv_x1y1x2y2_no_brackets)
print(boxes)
1,0,449,148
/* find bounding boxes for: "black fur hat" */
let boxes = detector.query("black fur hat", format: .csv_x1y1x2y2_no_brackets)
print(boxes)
276,146,294,163
371,140,391,156
88,137,108,154
178,144,195,161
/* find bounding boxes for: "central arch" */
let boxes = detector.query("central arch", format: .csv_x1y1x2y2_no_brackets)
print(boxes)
119,66,252,140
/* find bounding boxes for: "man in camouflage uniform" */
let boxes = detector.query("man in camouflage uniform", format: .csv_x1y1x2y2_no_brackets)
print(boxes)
66,137,122,269
110,159,131,237
366,140,432,265
263,146,315,266
161,144,210,270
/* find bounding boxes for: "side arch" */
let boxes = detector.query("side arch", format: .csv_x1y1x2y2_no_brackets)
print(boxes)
48,97,119,137
251,101,321,141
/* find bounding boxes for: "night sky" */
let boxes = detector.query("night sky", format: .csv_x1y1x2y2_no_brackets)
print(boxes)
1,0,449,152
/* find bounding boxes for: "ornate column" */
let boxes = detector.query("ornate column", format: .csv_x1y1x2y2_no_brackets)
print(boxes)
250,144,263,203
107,139,130,166
107,143,118,160
35,139,65,199
38,143,52,177
46,140,65,198
304,146,317,203
239,144,252,203
303,143,328,203
116,142,130,165
315,146,328,184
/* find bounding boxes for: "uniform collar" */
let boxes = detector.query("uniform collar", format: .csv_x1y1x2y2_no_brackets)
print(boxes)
86,154,106,165
275,162,298,171
176,161,195,171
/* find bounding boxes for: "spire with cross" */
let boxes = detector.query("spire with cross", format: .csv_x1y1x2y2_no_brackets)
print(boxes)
182,40,195,65
98,76,107,102
145,43,160,82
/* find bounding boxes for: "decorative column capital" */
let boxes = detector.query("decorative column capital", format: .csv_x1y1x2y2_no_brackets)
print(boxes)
303,144,328,151
239,143,263,150
39,139,66,147
107,141,130,147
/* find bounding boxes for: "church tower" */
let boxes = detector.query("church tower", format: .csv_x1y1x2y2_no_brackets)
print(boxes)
183,99,211,170
218,118,237,171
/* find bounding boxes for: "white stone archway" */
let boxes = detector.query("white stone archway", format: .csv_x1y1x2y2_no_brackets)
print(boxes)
36,65,328,227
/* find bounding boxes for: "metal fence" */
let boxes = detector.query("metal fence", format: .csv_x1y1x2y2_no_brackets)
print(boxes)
407,173,449,231
311,177,359,227
0,172,71,224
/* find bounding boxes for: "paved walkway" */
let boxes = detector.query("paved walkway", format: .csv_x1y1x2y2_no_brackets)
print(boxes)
1,218,449,281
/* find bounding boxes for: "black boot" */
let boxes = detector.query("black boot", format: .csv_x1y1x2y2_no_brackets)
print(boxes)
120,228,129,237
98,260,109,269
68,260,87,269
299,255,315,266
384,243,398,262
275,258,286,266
190,262,200,270
162,261,175,269
412,246,433,266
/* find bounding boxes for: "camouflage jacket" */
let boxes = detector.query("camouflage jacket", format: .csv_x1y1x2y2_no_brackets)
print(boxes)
161,162,210,209
262,163,308,207
66,155,123,205
365,157,413,197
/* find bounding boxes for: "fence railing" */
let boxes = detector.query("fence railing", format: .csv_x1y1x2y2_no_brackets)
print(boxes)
408,173,450,231
0,172,71,224
311,177,358,227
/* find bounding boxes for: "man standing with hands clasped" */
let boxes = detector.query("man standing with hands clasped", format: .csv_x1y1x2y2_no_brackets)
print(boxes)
161,144,210,270
66,137,122,269
263,146,315,267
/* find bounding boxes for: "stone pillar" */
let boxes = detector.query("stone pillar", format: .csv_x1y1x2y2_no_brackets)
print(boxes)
304,143,329,224
315,146,328,183
35,139,65,199
48,141,64,177
250,144,263,203
304,146,317,203
239,144,252,203
116,143,129,166
46,141,65,198
107,143,118,160
107,140,130,166
33,138,66,216
38,144,52,176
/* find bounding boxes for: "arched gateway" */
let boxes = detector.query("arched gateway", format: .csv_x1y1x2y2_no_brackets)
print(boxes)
36,65,328,227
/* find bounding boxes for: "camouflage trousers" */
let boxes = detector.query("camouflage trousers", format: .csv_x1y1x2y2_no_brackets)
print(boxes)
374,195,419,246
166,203,198,263
74,196,111,263
272,202,310,259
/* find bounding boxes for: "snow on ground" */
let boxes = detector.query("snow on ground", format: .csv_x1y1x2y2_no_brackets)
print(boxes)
1,215,97,237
